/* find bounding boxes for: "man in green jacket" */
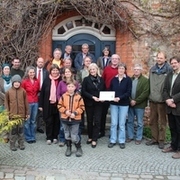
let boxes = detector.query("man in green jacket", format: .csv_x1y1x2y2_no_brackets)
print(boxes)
126,64,149,145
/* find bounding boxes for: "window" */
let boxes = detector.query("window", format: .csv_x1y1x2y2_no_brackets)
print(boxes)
58,26,65,34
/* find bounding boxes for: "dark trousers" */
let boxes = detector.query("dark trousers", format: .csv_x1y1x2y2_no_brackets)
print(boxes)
36,109,44,130
45,113,60,141
168,113,180,151
85,103,103,141
149,102,167,143
100,101,110,135
10,124,24,147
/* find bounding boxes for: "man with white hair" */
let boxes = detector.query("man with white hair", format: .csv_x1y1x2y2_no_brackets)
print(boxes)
126,64,149,145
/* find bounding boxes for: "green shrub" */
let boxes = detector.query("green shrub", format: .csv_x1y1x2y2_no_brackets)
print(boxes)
0,110,23,142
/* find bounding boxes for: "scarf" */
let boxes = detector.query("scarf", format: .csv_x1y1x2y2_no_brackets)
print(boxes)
49,74,60,104
2,75,11,84
90,75,101,90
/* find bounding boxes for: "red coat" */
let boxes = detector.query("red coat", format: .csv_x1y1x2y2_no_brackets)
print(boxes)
21,78,39,103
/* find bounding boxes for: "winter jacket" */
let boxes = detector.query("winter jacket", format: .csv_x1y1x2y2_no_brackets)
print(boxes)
58,92,84,123
130,74,150,109
21,78,39,103
149,62,172,102
5,86,29,119
163,71,180,116
110,75,132,106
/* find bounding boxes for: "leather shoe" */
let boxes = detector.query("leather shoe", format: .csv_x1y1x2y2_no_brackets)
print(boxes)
108,143,116,148
135,140,141,145
91,141,97,148
119,143,125,149
162,146,175,153
158,142,164,149
37,128,44,134
86,139,92,144
172,151,180,159
146,140,158,146
27,141,33,144
126,138,133,143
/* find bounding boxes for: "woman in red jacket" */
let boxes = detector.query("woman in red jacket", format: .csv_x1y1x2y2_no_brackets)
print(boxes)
21,66,39,143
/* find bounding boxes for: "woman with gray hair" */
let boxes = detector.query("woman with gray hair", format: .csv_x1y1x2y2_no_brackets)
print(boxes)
81,63,105,148
21,66,40,143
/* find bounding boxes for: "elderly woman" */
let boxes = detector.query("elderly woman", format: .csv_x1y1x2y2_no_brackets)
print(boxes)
108,63,132,149
39,64,61,145
21,66,39,143
0,64,12,142
81,63,105,148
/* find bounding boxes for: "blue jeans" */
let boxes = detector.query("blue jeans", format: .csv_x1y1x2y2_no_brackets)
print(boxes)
127,107,144,141
110,104,129,144
59,121,65,143
24,103,38,142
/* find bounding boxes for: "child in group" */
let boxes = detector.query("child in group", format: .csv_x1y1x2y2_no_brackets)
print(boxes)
5,75,29,151
57,80,84,157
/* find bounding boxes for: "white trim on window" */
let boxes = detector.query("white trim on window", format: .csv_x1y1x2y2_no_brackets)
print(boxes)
52,16,116,41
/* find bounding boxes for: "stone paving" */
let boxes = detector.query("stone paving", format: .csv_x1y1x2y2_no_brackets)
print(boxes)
0,133,180,180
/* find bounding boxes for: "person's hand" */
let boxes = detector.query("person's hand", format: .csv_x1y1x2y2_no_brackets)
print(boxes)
130,100,136,106
114,97,120,102
25,115,30,121
70,113,75,119
92,96,99,102
166,99,174,106
39,107,43,111
65,110,71,117
169,103,176,108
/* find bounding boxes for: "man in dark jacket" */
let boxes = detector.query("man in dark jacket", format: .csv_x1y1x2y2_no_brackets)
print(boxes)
74,43,96,71
35,57,48,133
162,56,180,159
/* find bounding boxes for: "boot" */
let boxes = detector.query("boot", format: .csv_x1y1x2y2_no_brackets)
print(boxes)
18,130,25,150
10,127,17,151
65,140,72,157
10,142,17,151
75,142,83,157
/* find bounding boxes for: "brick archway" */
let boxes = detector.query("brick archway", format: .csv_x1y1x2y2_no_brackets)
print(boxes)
38,10,134,75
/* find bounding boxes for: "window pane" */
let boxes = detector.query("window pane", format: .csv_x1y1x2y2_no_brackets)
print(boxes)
102,26,111,34
85,21,92,26
57,26,65,34
66,21,73,30
75,20,82,26
94,23,102,30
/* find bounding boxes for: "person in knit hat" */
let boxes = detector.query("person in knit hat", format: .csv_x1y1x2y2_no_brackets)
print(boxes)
0,64,12,143
5,74,29,151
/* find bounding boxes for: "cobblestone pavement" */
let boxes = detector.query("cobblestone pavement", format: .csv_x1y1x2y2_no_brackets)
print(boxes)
0,133,180,180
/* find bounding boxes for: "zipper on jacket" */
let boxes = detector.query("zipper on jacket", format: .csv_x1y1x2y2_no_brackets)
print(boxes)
16,89,19,114
68,94,74,121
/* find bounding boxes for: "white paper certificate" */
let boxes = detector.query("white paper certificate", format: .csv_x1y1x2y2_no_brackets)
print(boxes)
99,91,115,101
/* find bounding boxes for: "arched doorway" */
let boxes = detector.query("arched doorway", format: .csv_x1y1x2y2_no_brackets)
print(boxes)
52,16,116,59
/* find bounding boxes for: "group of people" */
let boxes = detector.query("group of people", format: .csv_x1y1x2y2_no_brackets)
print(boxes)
0,43,179,159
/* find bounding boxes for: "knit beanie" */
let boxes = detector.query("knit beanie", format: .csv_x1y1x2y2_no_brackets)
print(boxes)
2,63,10,70
11,74,22,84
